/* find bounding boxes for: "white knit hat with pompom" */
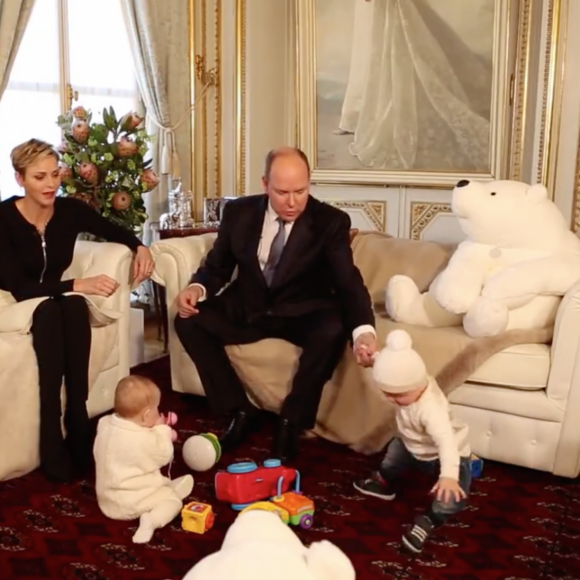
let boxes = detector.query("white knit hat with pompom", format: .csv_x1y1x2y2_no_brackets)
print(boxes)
372,330,428,394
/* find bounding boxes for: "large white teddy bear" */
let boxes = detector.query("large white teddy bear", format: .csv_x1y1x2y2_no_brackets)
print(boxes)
182,510,356,580
386,179,580,338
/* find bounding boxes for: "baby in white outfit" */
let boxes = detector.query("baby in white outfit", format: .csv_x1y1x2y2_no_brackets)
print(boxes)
93,375,194,543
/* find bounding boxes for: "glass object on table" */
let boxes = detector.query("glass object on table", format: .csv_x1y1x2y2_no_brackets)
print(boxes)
159,179,194,229
203,196,237,226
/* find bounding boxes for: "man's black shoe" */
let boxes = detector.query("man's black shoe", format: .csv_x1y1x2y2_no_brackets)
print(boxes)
219,408,257,452
271,417,301,462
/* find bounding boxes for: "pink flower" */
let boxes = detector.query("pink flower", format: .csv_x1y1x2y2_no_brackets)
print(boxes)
112,192,131,210
59,166,73,181
121,112,144,130
57,141,69,153
117,137,138,157
140,169,159,190
71,120,89,143
78,161,98,184
72,106,88,120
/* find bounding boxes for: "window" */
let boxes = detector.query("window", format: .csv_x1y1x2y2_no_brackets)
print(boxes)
0,0,139,200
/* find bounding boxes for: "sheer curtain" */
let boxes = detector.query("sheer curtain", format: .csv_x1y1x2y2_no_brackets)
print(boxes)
67,0,139,121
0,0,139,201
0,0,60,199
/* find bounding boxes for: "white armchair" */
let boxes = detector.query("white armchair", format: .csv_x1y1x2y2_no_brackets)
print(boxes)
0,241,133,481
152,233,580,478
151,235,216,396
448,279,580,478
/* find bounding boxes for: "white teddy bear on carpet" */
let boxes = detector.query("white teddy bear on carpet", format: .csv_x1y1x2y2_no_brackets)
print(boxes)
386,179,580,338
182,510,356,580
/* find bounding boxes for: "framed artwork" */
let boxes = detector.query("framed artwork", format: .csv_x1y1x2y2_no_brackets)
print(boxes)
295,0,515,186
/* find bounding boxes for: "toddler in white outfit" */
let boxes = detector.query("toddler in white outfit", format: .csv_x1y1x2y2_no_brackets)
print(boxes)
93,375,194,544
354,330,472,554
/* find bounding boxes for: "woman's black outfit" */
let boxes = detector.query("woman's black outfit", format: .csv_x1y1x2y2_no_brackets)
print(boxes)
0,196,142,482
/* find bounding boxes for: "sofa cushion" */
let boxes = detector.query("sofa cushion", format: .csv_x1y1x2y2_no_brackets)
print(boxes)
468,343,550,390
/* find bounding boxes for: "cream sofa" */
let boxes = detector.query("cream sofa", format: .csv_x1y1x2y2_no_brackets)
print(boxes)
151,232,580,479
0,241,133,481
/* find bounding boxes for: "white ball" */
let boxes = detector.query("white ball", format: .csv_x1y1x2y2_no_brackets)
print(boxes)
182,434,219,472
385,329,413,351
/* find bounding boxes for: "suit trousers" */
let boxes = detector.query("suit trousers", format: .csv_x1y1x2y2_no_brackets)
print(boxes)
174,298,348,429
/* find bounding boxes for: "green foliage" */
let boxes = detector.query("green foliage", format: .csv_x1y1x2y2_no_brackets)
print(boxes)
56,105,159,232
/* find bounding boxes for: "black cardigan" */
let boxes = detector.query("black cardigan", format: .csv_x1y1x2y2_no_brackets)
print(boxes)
0,195,142,302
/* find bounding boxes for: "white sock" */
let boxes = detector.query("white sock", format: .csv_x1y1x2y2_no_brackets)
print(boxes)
131,499,183,544
132,512,155,544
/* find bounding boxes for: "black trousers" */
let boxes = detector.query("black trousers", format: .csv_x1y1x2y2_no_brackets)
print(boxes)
31,295,92,474
174,299,348,430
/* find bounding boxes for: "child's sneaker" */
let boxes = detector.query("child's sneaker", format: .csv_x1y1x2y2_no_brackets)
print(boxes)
353,474,396,500
401,514,434,553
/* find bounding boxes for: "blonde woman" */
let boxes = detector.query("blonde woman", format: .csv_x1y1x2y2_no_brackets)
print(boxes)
0,139,154,482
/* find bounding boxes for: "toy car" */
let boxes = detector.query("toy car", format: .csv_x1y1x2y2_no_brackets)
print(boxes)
239,475,315,529
215,459,298,510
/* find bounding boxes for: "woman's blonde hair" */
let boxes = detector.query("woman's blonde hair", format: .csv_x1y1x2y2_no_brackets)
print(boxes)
10,138,59,176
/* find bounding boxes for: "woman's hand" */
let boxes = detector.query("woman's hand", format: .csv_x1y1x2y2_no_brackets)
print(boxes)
133,246,155,286
73,275,119,297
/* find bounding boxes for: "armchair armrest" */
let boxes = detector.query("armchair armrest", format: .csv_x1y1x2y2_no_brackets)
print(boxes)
547,279,580,476
64,241,133,313
150,234,217,309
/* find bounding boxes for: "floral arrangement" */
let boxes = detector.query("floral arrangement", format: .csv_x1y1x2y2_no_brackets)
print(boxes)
56,105,159,232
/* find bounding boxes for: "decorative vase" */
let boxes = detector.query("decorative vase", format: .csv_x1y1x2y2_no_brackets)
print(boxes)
161,180,194,229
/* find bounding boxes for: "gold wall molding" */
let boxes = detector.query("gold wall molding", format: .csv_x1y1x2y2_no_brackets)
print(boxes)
188,0,221,220
236,0,247,196
410,202,452,240
188,0,196,206
573,124,580,231
509,0,532,181
327,200,387,231
536,0,563,190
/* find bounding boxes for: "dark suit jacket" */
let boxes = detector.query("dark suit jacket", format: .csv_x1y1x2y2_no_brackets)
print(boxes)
190,194,375,334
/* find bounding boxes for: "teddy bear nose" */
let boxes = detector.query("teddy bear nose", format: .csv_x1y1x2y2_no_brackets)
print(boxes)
456,179,470,188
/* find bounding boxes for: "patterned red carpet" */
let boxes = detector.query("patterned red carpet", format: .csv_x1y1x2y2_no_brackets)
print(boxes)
1,357,579,580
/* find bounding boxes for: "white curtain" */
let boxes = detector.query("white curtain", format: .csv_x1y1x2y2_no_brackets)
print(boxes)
0,0,35,97
120,0,191,247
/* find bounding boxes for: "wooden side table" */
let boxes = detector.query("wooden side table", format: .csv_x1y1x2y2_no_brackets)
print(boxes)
152,224,219,351
159,225,219,240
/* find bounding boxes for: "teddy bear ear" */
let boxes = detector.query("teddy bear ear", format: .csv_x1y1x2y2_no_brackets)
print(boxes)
306,540,356,580
526,183,548,204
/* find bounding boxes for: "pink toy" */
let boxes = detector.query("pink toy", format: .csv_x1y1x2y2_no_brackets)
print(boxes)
161,412,178,442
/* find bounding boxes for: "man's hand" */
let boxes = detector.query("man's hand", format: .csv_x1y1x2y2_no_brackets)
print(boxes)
353,332,377,367
431,477,466,504
176,285,204,318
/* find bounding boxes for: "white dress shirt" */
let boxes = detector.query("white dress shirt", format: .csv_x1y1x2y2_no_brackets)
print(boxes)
192,201,375,343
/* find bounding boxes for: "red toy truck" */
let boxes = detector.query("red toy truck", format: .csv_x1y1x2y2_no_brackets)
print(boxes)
214,459,299,510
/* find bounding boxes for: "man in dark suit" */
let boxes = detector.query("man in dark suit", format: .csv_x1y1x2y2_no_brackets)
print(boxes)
174,147,377,461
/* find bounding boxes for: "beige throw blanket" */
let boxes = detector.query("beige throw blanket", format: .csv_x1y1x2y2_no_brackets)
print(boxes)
225,232,553,454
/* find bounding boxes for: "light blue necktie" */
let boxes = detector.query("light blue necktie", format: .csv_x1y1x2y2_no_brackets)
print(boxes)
263,217,286,286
